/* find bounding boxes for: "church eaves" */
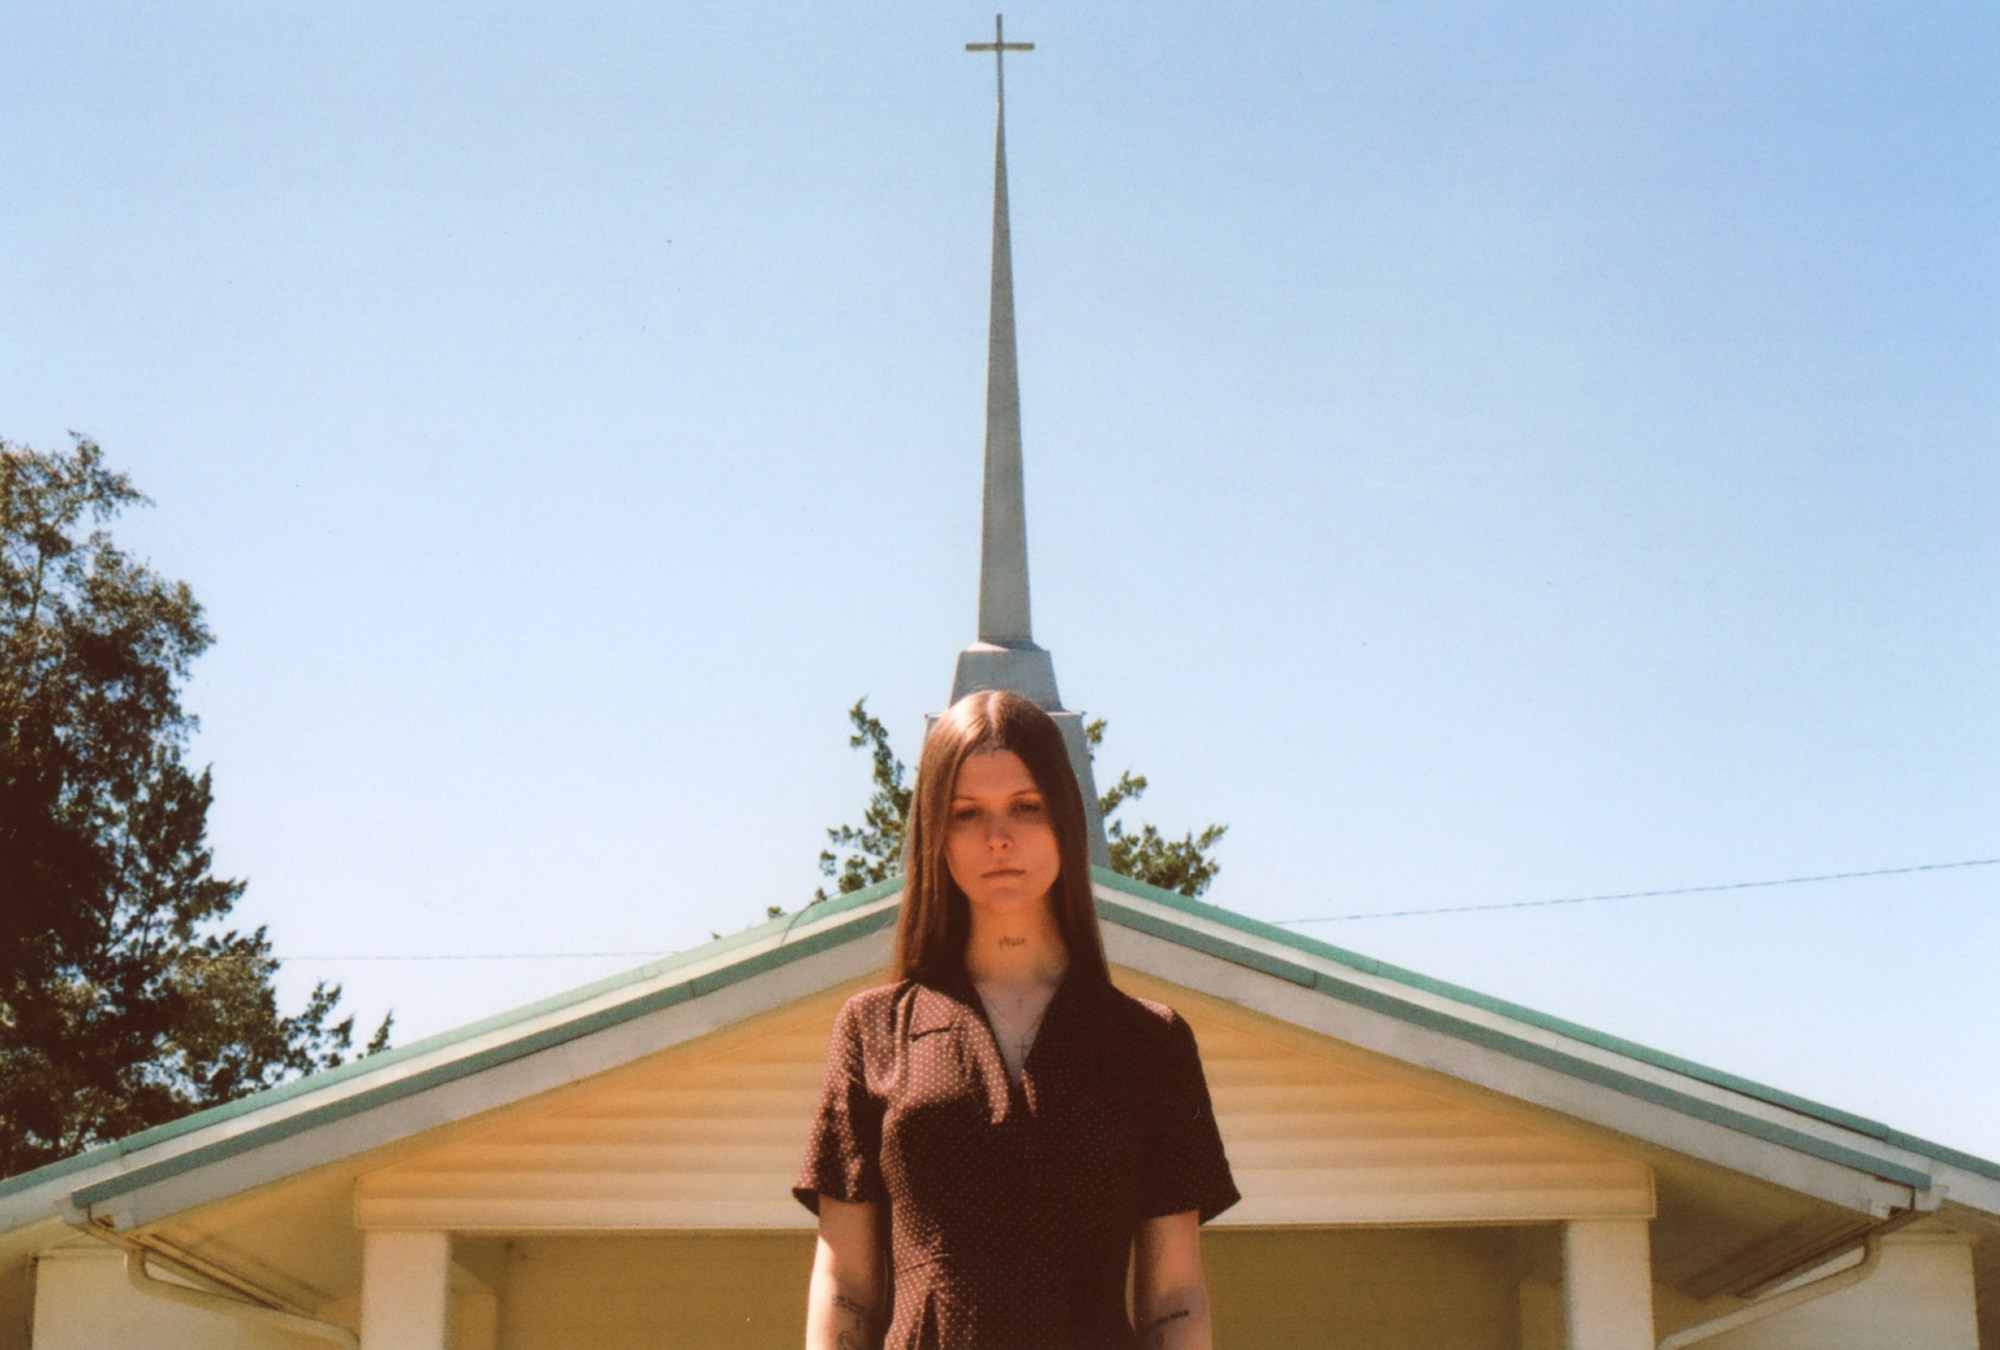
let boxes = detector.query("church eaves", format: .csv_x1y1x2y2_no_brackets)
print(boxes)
12,865,2000,1237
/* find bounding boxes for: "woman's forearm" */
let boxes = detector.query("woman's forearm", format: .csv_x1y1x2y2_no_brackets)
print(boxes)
804,1196,884,1350
1133,1210,1214,1350
803,1279,878,1350
804,1270,879,1349
1134,1283,1213,1350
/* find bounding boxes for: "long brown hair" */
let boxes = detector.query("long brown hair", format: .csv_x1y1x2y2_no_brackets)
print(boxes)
892,691,1110,987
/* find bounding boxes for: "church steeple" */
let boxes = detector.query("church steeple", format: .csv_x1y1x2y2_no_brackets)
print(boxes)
950,15,1110,865
968,13,1032,646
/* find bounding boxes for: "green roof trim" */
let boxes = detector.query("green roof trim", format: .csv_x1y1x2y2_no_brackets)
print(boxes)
1092,891,1931,1191
11,864,1993,1219
0,876,904,1207
0,1130,132,1203
67,898,901,1212
1102,898,1318,989
1090,869,1905,1143
1882,1130,2000,1187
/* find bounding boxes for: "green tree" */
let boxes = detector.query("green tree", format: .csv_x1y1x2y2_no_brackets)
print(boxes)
0,435,386,1179
1087,719,1228,899
809,698,915,905
808,697,1226,907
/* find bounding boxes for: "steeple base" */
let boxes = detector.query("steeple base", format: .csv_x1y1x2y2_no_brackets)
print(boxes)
950,640,1060,706
943,642,1110,867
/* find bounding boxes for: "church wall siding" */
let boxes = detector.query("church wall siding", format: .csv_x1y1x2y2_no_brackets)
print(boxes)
1694,1229,1981,1350
496,1234,814,1350
28,1247,328,1350
484,1229,1527,1350
1205,1227,1522,1350
357,969,1654,1233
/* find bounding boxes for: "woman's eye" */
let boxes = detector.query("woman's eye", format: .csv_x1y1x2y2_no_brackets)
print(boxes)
1013,800,1044,816
952,807,979,823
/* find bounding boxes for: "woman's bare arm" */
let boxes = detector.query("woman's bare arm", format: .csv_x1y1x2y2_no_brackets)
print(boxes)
805,1194,885,1350
1132,1210,1213,1350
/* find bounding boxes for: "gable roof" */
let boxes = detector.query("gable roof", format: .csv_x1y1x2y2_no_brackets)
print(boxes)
3,868,1996,1239
1091,871,1999,1189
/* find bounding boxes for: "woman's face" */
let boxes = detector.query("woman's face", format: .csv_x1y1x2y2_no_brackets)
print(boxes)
944,749,1061,921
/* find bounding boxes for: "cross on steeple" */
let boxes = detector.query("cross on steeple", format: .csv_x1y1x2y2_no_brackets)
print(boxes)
965,13,1034,106
945,15,1111,865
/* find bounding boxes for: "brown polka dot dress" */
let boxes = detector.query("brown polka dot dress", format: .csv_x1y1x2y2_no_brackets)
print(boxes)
793,968,1239,1349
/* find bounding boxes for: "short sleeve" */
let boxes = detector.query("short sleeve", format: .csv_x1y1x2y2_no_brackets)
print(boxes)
1139,1011,1240,1224
791,996,886,1215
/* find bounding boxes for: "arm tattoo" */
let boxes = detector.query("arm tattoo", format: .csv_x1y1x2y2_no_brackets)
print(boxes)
1140,1307,1192,1347
832,1292,874,1350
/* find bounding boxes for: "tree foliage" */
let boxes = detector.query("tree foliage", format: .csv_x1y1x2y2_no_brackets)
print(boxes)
809,698,913,906
808,697,1226,908
1087,718,1229,899
0,435,384,1179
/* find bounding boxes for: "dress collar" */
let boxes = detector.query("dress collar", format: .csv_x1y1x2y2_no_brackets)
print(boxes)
909,980,966,1037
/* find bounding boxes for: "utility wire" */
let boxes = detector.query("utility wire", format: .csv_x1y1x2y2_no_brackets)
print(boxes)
1272,857,1999,926
284,950,670,962
278,857,1997,960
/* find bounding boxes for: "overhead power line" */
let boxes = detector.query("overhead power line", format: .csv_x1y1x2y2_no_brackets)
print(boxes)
277,857,1997,961
1272,857,1999,926
284,950,670,962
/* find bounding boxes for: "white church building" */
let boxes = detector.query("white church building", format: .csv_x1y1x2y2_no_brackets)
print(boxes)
2,870,1996,1349
3,22,1994,1350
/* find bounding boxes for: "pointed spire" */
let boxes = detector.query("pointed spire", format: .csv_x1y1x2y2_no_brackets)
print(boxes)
968,14,1033,644
950,16,1110,866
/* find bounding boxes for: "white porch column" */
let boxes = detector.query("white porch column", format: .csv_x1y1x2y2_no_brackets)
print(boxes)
1564,1219,1655,1350
360,1230,451,1350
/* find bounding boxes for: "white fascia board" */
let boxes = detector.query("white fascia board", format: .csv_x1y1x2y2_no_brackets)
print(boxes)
54,907,898,1233
1096,884,1940,1192
1928,1162,2000,1219
0,1164,129,1237
1103,919,1917,1217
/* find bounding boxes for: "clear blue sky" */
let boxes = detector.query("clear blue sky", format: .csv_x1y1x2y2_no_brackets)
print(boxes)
5,4,1996,1158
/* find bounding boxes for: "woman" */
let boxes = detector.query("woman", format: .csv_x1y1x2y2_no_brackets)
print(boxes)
794,690,1238,1349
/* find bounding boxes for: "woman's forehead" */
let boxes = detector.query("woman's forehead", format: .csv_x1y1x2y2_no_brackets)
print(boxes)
952,748,1037,795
